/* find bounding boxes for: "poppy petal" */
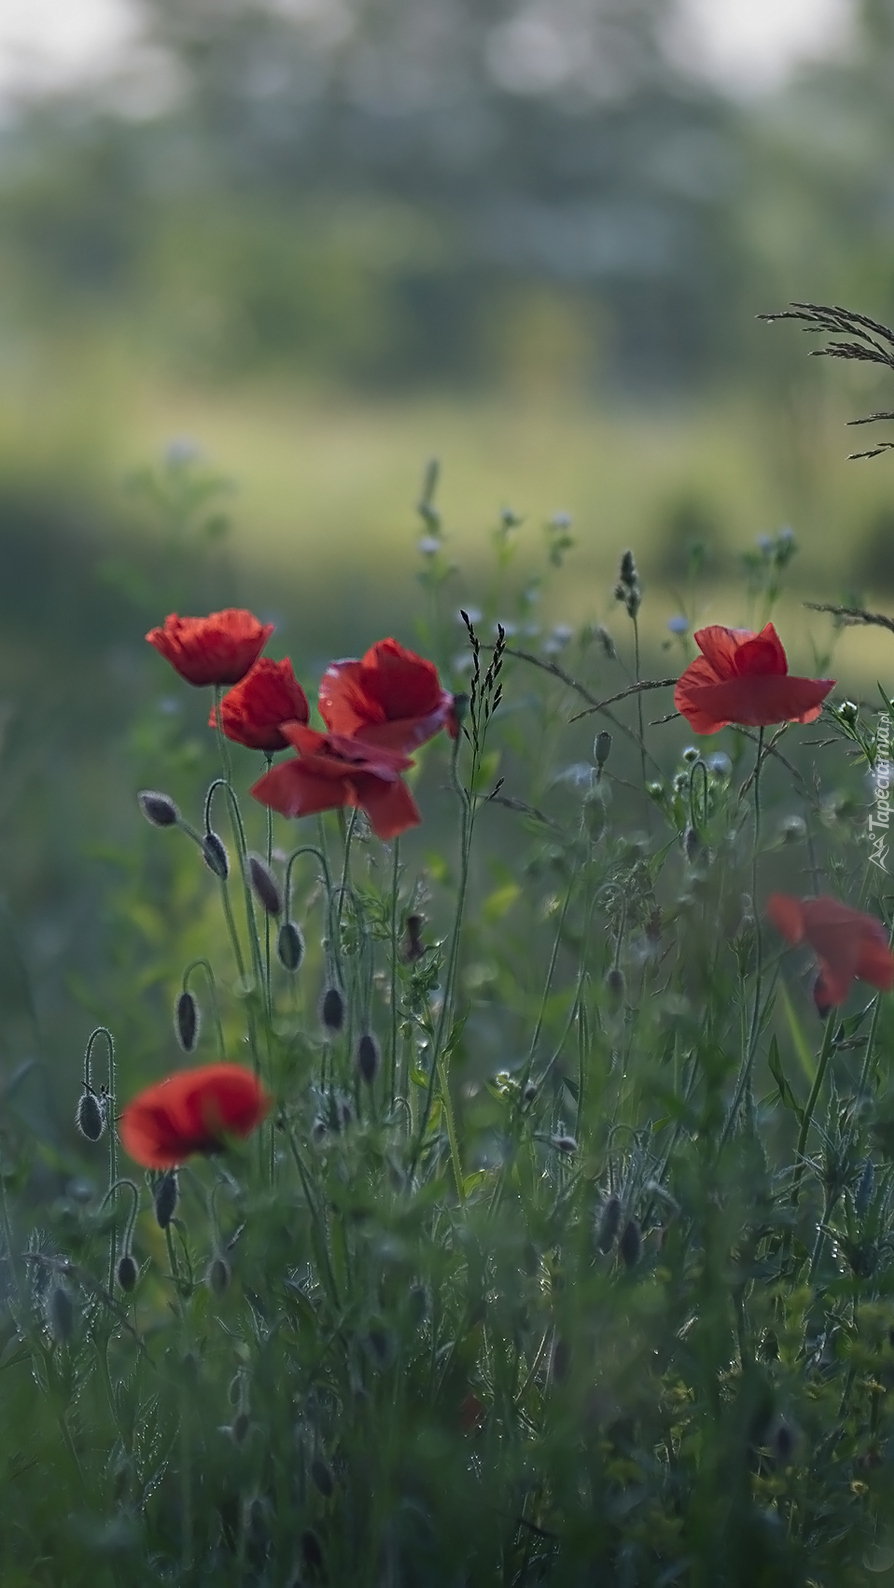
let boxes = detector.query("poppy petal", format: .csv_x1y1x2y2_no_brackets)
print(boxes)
351,772,422,840
767,893,805,945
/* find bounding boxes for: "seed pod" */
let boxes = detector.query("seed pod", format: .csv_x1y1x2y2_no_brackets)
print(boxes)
596,1194,622,1254
207,1256,231,1296
247,855,282,917
75,1089,104,1142
117,1253,138,1293
138,789,180,828
593,731,612,769
154,1170,179,1230
276,920,304,972
311,1456,334,1498
175,990,199,1053
619,1218,642,1268
355,1033,380,1086
321,985,345,1035
47,1283,74,1344
202,831,229,880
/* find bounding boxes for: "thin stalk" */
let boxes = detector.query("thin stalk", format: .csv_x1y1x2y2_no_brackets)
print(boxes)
790,1014,837,1210
390,837,400,1111
632,613,647,791
182,958,226,1056
720,728,766,1144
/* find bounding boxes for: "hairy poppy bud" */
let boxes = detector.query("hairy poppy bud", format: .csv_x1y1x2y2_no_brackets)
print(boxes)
175,990,199,1053
772,1417,796,1464
138,789,180,828
301,1529,325,1576
683,825,700,863
596,1194,622,1254
207,1255,231,1296
117,1253,138,1293
76,1089,104,1142
276,920,304,972
356,1033,380,1086
154,1170,179,1230
619,1218,642,1268
311,1457,334,1498
247,855,282,917
594,731,612,769
202,831,229,880
47,1283,74,1344
523,1080,537,1103
321,986,345,1035
401,913,425,963
451,693,470,728
605,965,625,1002
551,1134,577,1155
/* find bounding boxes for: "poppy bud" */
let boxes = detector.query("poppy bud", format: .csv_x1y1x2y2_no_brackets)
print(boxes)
276,920,304,972
117,1253,138,1293
523,1080,537,1103
311,1118,327,1145
311,1456,334,1497
154,1170,179,1230
47,1283,74,1344
202,831,229,880
605,965,625,1002
401,913,425,963
772,1417,796,1465
231,1410,250,1445
301,1528,325,1577
363,1327,395,1371
207,1256,231,1296
596,1194,622,1254
76,1089,104,1142
175,990,199,1053
138,789,180,828
247,855,282,917
593,731,612,769
619,1218,642,1268
551,1134,577,1155
683,825,700,863
451,693,470,728
356,1033,380,1086
321,986,345,1035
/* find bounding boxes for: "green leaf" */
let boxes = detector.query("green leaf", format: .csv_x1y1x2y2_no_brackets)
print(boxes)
778,982,817,1085
767,1033,803,1123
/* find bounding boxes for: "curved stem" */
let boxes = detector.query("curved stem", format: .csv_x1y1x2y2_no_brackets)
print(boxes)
183,958,226,1056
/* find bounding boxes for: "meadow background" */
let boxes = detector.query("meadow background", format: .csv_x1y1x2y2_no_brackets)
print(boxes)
0,0,892,1212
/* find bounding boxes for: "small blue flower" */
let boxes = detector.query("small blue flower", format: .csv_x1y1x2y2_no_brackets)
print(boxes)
707,752,732,777
667,616,689,635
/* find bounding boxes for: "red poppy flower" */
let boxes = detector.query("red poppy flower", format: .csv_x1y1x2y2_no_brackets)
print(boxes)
146,609,275,687
319,637,457,753
250,723,421,841
209,657,310,751
675,623,834,735
767,893,894,1013
120,1063,271,1169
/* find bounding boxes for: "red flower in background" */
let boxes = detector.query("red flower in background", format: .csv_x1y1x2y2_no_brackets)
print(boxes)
767,893,894,1014
319,637,457,753
675,623,834,735
209,657,310,751
250,723,421,841
120,1063,271,1169
146,609,274,687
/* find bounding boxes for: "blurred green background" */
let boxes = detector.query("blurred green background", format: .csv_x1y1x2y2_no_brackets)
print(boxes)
3,0,894,1112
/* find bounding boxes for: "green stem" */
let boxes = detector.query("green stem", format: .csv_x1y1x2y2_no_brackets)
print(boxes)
720,728,766,1145
390,837,400,1112
790,1013,837,1210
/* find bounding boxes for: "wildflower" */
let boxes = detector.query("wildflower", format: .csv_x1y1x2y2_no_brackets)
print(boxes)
120,1063,271,1169
318,637,458,752
667,615,689,635
767,893,894,1014
250,725,421,841
675,623,834,735
209,657,309,751
146,609,274,687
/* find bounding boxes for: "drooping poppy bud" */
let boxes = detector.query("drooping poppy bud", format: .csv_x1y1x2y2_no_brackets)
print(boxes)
175,991,200,1053
154,1170,179,1230
321,986,345,1035
202,831,229,880
207,1255,231,1296
117,1253,138,1293
76,1089,104,1142
619,1218,642,1268
276,920,304,972
355,1033,380,1086
596,1194,622,1254
247,855,282,917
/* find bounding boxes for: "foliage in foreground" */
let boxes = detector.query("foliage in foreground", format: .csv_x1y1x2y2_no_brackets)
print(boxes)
2,448,894,1588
